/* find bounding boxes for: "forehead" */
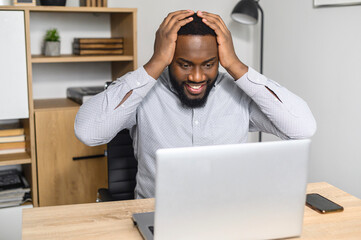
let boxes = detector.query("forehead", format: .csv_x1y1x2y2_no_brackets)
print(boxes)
174,35,218,62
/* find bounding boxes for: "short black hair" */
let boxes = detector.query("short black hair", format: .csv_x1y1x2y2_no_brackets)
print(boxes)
177,13,216,36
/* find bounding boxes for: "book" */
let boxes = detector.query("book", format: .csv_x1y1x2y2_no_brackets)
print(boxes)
74,38,124,44
0,148,26,155
0,128,24,137
79,0,89,6
0,169,29,191
0,180,31,209
0,122,24,137
0,187,30,199
0,200,23,208
0,192,31,209
67,86,104,105
73,49,124,55
73,43,123,49
0,142,25,150
0,135,25,143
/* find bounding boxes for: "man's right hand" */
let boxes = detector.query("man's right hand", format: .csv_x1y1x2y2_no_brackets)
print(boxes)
144,10,194,80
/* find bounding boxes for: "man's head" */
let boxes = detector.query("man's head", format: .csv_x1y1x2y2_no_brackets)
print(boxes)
169,13,219,108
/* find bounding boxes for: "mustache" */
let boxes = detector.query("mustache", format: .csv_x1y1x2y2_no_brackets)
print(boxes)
182,72,219,86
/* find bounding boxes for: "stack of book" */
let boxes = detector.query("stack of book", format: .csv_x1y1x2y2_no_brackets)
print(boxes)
80,0,107,7
0,169,31,208
73,38,124,56
0,123,25,155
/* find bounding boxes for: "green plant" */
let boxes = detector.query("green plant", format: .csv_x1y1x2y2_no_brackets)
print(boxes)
45,28,60,42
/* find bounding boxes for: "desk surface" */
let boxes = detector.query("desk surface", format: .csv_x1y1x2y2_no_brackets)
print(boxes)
22,182,361,239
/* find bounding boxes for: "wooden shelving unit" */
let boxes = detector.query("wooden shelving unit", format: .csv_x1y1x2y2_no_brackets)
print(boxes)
31,54,134,63
0,6,137,207
0,152,32,166
34,98,80,111
0,6,136,13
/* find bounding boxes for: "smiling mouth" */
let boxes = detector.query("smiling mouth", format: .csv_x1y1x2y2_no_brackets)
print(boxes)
185,83,206,95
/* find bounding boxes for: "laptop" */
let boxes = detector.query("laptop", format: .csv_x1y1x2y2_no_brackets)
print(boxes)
133,139,311,240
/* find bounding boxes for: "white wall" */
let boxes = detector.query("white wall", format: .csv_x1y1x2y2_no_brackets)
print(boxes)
260,1,361,197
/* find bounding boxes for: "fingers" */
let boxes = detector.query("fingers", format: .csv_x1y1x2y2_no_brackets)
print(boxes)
197,11,229,38
198,11,227,29
196,11,240,70
149,10,195,72
161,10,194,31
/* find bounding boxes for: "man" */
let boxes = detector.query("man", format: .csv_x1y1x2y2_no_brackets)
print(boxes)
75,10,316,199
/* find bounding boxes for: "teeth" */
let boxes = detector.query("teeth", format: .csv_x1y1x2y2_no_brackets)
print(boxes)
188,84,202,90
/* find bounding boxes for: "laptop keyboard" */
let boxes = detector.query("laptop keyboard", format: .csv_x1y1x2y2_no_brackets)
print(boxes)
148,226,154,235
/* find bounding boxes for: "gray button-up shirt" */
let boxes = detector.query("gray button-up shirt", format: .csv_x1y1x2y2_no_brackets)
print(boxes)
75,66,316,198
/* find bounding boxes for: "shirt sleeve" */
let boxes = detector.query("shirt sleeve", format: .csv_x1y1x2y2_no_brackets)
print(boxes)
235,67,317,139
74,66,157,146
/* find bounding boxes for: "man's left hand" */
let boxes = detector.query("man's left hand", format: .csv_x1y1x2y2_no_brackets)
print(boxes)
198,11,248,80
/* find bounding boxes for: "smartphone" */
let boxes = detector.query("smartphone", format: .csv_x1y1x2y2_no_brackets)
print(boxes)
306,193,344,214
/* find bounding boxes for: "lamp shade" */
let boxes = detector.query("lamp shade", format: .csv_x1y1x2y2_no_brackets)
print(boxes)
231,0,259,25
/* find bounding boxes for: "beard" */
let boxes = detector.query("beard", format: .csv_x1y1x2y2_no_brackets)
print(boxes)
168,68,217,108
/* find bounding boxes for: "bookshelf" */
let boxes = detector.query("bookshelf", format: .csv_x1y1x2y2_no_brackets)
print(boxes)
31,54,134,63
0,153,31,166
0,6,137,207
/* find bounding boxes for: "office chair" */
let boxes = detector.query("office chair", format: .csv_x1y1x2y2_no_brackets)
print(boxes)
97,129,138,201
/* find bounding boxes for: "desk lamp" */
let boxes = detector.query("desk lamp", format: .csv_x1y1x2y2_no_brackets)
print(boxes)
231,0,264,142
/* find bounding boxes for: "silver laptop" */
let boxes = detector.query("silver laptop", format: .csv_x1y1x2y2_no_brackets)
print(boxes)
133,139,311,240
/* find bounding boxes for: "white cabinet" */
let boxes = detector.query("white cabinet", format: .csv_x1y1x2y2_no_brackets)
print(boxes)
0,11,29,120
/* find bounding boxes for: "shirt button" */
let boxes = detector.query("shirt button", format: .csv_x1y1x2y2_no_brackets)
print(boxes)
136,81,141,86
194,120,199,125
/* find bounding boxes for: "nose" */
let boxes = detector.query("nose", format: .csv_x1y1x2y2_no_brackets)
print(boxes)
188,67,206,83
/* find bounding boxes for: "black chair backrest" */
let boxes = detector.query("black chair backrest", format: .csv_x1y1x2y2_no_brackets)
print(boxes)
106,129,137,200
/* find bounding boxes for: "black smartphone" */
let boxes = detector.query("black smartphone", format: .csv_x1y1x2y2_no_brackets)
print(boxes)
306,193,344,214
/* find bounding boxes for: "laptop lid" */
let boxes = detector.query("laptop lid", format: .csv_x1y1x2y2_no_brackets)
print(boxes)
152,139,310,240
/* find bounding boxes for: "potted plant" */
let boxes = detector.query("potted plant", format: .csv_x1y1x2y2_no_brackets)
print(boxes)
44,28,60,56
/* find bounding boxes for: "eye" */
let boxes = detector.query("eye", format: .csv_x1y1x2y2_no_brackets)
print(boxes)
179,63,192,70
178,62,190,69
205,63,213,69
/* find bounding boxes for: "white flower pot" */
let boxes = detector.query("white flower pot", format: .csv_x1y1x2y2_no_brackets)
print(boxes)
44,41,60,56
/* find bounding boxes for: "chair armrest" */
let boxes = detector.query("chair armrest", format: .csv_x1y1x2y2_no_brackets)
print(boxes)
97,188,114,202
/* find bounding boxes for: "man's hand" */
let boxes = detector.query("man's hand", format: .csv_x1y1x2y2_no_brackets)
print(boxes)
144,10,194,79
197,11,248,80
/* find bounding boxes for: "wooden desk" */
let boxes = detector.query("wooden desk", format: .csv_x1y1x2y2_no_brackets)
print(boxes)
22,182,361,239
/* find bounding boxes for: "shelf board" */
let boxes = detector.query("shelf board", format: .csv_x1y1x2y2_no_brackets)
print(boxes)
34,98,80,112
31,54,134,63
0,6,136,13
0,152,31,166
